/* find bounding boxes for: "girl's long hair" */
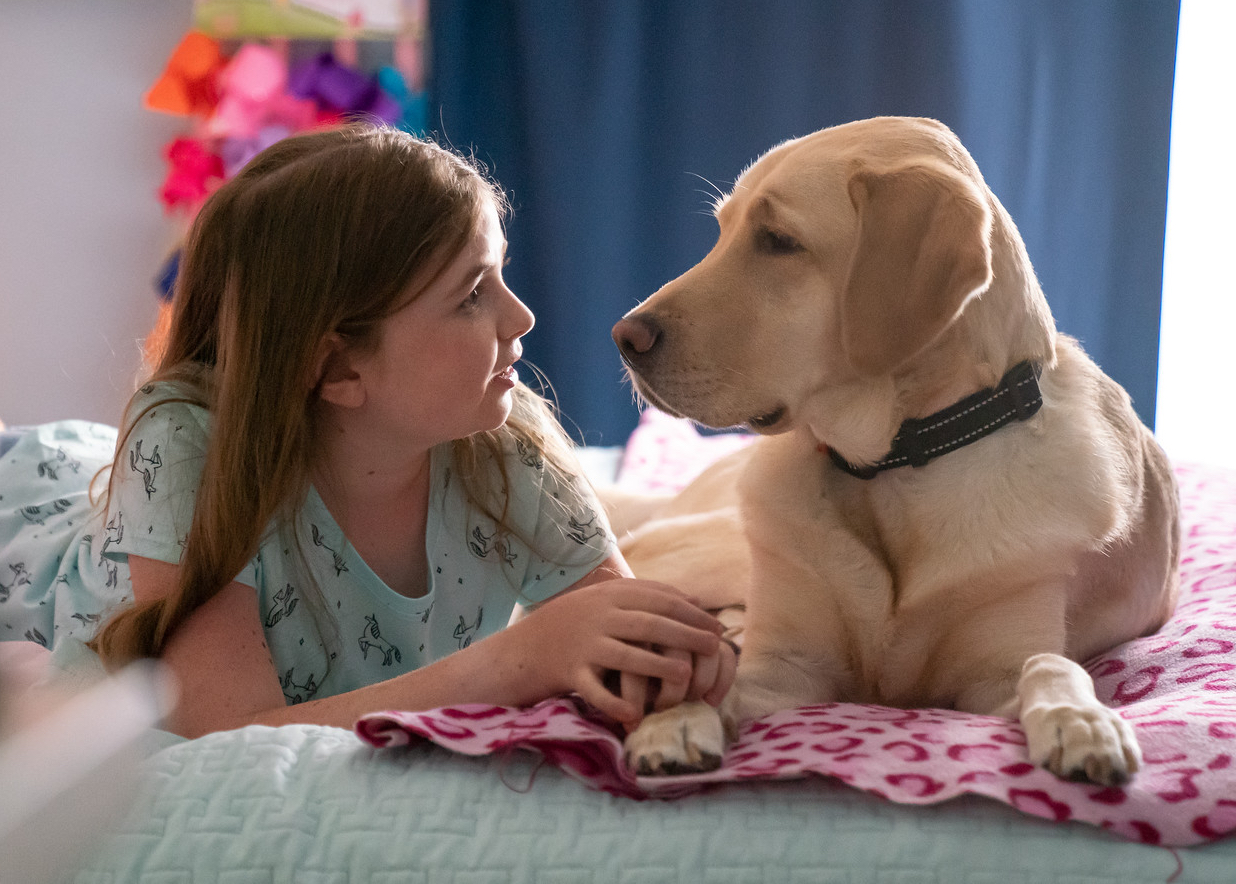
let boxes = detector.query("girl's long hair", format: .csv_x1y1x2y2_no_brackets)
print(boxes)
91,124,577,667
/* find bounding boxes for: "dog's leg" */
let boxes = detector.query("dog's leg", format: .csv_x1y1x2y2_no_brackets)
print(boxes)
1017,652,1141,786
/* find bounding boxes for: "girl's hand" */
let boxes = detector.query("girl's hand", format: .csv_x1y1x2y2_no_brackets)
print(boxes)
650,639,738,712
520,578,725,727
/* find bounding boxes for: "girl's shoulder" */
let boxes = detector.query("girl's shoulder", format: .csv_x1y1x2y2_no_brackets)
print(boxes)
461,430,603,529
128,379,208,416
123,381,210,441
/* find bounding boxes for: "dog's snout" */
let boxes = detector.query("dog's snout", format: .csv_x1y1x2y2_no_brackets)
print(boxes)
612,314,662,365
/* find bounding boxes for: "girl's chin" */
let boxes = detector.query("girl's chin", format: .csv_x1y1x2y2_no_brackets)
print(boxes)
477,394,515,433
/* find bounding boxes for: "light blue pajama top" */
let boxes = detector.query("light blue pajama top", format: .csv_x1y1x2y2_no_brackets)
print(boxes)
0,383,614,704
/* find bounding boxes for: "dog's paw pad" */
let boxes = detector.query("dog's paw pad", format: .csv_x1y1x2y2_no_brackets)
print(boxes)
623,702,726,776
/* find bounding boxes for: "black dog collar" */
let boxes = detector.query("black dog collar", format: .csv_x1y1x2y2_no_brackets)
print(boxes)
828,361,1044,480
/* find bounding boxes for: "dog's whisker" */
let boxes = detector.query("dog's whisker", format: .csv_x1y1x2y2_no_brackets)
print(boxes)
686,171,727,202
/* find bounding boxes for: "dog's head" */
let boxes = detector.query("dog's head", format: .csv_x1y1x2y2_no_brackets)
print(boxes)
613,117,1055,466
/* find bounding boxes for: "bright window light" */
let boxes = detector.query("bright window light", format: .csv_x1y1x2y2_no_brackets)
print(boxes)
1156,0,1236,469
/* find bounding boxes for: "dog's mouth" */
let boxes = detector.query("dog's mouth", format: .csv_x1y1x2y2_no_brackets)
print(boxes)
627,377,684,420
628,370,789,434
746,405,787,433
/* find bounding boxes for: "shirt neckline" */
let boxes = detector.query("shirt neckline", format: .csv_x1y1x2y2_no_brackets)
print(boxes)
301,447,445,615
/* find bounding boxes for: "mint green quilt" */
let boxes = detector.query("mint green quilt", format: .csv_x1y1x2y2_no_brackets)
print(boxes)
73,723,1234,883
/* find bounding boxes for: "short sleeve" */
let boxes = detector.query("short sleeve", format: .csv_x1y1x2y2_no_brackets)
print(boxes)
513,441,616,605
104,388,258,587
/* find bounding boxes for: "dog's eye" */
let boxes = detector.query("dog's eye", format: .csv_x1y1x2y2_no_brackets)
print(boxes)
756,227,803,255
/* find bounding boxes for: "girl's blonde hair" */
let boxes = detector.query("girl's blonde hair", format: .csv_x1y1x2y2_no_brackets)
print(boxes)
91,124,577,667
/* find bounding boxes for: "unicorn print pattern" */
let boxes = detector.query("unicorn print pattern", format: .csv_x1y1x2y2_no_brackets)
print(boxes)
311,524,349,576
0,562,32,603
37,447,82,481
468,525,518,566
99,512,124,563
565,509,606,546
453,607,484,649
265,584,299,628
19,500,72,526
281,667,320,704
129,440,162,499
359,614,402,666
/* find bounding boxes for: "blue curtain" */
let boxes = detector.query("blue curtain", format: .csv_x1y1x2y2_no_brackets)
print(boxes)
430,0,1179,446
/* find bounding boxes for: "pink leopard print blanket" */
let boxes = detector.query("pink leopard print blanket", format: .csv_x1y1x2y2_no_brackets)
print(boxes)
356,416,1236,847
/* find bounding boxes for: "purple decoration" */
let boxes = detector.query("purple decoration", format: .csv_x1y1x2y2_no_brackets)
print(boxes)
364,88,402,124
219,125,292,177
287,52,404,123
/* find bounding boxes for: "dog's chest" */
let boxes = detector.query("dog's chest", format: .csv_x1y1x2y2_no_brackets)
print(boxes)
740,435,1083,704
808,471,1067,706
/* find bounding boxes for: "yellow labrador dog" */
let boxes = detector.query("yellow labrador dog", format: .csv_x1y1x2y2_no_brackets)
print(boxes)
608,117,1180,786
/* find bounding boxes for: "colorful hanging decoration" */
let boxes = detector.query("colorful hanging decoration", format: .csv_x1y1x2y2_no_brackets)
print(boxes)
145,31,427,219
144,30,225,116
142,1,428,362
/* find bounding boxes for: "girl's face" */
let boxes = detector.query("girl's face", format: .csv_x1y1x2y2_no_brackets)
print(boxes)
351,200,536,449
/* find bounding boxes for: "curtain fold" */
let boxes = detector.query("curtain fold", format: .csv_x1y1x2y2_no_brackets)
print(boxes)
431,0,1179,445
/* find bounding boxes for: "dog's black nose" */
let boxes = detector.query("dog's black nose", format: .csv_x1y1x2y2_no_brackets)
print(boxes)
612,314,662,365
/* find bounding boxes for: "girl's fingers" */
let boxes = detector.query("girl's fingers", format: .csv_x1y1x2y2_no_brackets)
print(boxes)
620,669,650,732
610,610,722,656
686,649,721,703
613,582,725,633
702,643,738,706
597,639,692,685
576,670,639,725
620,668,649,715
653,647,692,710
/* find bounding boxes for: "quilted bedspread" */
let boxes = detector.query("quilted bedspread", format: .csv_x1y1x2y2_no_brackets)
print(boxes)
356,417,1236,850
70,421,1236,881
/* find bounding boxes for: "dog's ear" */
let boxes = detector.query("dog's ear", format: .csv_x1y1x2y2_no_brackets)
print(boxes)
840,162,993,376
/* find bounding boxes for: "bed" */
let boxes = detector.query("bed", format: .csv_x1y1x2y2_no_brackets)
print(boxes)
15,411,1236,883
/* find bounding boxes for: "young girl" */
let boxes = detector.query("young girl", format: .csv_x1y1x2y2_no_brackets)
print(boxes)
0,124,734,739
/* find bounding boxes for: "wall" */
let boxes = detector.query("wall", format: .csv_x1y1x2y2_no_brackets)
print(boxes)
0,0,193,427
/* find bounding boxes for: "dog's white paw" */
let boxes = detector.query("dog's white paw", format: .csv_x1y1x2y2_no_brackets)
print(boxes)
623,701,726,776
1021,702,1142,786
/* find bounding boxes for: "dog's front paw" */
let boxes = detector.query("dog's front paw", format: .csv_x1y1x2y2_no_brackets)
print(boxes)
623,701,726,775
1021,702,1141,786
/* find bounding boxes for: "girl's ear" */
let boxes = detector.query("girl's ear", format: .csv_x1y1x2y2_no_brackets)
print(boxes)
311,334,366,408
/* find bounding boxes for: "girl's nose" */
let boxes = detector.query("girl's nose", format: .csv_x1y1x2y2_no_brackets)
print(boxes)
502,288,535,339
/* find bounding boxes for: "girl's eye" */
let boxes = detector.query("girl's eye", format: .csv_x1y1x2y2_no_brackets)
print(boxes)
459,289,482,311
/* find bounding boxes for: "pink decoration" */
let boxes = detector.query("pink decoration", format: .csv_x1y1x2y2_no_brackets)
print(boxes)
159,137,224,213
357,412,1236,848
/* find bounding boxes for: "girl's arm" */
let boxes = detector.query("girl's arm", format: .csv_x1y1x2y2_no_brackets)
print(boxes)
128,554,728,738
